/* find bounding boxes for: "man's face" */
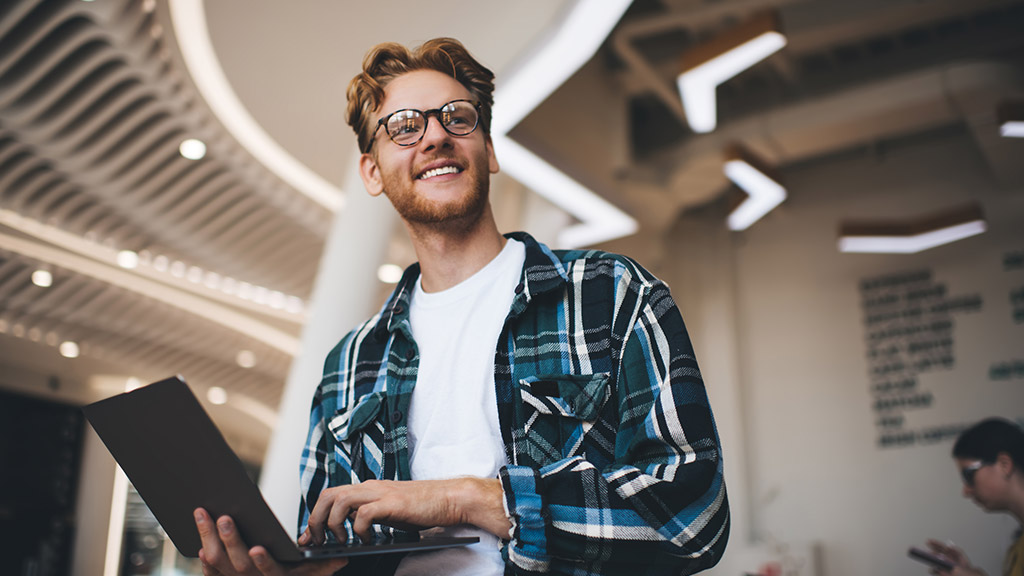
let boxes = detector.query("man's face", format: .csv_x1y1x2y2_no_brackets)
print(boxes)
359,69,499,228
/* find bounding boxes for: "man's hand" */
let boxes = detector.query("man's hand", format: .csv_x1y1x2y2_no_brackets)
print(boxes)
194,508,347,576
301,478,512,545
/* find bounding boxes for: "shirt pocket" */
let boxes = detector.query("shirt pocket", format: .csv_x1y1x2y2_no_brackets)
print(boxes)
328,391,387,478
519,373,611,462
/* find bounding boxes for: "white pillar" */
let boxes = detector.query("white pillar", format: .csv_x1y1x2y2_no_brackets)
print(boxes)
259,153,397,531
72,425,129,576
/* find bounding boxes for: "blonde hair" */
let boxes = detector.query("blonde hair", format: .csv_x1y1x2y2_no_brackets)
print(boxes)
346,38,495,153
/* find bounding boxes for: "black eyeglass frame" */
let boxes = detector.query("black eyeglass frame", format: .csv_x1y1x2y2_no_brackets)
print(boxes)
960,460,993,487
367,99,483,152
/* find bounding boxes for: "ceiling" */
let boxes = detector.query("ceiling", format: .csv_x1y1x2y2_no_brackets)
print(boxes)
1,0,1022,457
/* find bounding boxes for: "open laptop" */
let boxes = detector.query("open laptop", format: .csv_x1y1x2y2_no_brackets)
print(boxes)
82,375,477,561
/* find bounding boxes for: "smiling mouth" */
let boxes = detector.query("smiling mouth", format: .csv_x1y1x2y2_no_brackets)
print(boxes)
418,165,462,180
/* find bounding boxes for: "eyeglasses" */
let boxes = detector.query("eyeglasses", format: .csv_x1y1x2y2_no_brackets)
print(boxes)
369,99,482,150
960,460,992,486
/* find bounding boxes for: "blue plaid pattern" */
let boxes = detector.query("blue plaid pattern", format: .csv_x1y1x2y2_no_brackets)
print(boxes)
299,232,729,575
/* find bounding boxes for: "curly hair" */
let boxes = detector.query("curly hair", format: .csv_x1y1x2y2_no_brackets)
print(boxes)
346,38,495,153
953,417,1024,469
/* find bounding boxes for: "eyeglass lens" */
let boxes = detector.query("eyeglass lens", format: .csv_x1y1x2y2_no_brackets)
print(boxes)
385,101,478,146
960,461,986,486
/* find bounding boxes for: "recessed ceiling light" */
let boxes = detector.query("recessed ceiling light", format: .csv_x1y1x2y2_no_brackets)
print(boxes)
207,386,228,405
285,296,304,314
236,350,256,369
116,250,139,269
179,138,207,160
170,260,186,278
59,341,80,358
377,264,404,284
32,269,53,287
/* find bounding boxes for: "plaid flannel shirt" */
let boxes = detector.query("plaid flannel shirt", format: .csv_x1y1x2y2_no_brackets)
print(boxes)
299,232,729,575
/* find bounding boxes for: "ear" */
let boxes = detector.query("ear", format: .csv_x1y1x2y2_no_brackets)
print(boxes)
359,153,384,197
485,135,500,175
996,452,1014,476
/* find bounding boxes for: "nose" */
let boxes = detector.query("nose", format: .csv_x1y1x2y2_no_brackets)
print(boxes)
418,114,453,150
962,484,973,498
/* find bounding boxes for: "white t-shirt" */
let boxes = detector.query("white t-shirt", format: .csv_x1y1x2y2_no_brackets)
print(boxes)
394,238,526,576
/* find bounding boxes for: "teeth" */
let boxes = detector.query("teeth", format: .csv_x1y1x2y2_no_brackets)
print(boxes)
419,165,460,179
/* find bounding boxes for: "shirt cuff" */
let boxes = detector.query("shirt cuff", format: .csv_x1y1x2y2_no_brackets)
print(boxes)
499,465,550,567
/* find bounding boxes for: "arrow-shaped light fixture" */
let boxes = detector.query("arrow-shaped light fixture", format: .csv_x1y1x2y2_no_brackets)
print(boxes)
998,101,1024,138
677,12,786,134
724,146,787,231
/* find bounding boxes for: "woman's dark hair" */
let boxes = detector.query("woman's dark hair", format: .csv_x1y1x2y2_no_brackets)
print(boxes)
953,418,1024,468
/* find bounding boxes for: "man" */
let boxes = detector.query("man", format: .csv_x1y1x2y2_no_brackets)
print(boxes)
195,37,728,576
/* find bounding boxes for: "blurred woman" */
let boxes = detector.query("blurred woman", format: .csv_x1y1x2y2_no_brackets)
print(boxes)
928,418,1024,576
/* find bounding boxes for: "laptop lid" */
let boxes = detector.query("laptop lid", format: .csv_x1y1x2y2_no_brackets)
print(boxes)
82,376,477,561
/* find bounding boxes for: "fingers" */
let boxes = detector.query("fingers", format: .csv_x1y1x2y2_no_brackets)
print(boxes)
308,484,377,544
195,508,230,570
326,498,355,543
249,547,287,576
216,516,258,574
351,501,380,542
199,548,220,576
306,489,347,545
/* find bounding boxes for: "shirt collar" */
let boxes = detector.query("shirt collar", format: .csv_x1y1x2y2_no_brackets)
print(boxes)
372,232,569,340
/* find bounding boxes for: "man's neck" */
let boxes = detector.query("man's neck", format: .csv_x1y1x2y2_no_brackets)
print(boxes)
405,206,506,293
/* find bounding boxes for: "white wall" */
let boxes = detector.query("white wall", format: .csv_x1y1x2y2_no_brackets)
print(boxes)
663,127,1023,576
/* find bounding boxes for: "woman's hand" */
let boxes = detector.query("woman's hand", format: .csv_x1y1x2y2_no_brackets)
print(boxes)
925,539,986,576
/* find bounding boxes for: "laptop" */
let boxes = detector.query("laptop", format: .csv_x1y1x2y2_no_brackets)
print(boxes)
82,375,478,561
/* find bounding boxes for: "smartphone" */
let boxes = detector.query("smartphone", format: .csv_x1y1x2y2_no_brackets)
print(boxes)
907,546,955,571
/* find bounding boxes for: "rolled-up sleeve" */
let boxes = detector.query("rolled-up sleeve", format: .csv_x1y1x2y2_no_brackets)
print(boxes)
501,280,729,575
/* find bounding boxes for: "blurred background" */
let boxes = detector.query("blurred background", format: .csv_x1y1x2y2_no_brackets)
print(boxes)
1,0,1022,574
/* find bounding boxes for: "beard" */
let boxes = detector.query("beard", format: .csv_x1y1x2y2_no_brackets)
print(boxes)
381,154,491,227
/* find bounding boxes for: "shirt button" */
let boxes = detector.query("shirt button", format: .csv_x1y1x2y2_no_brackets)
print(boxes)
391,410,403,423
514,282,524,294
405,349,415,360
393,304,404,315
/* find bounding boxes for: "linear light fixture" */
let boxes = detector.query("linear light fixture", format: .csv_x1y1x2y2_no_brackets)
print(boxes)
677,12,786,134
838,203,987,254
998,101,1024,138
724,146,787,231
